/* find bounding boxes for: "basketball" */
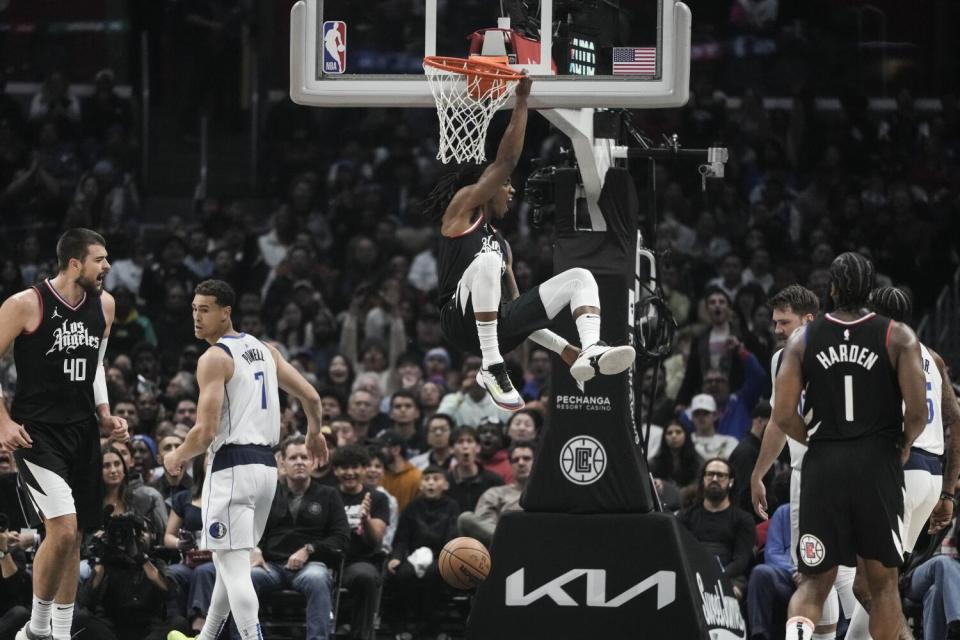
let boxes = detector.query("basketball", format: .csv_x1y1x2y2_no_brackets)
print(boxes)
438,537,491,590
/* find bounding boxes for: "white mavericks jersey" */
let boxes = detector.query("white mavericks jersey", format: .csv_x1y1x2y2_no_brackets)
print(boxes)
910,343,944,455
770,347,808,470
210,333,281,451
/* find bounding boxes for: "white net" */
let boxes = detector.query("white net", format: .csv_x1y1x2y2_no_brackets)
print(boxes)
424,58,520,164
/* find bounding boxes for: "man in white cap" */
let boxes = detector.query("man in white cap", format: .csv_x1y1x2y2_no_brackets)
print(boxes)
689,393,739,460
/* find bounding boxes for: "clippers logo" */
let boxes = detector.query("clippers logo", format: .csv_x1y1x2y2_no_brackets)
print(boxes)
323,21,347,74
560,436,606,485
209,522,227,540
799,534,825,567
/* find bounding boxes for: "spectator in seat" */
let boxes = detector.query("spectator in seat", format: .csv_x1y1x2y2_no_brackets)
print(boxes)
446,426,504,513
506,409,541,446
249,435,350,640
677,287,746,408
747,501,798,640
149,434,192,503
377,430,422,513
378,390,426,458
904,476,960,640
477,419,512,484
687,394,739,460
411,413,456,471
163,456,213,635
677,458,755,598
365,447,399,552
437,356,515,427
173,399,198,428
81,68,134,143
0,522,33,638
347,388,387,443
332,445,391,640
458,442,535,546
728,402,774,518
680,337,768,441
386,466,460,639
649,421,705,507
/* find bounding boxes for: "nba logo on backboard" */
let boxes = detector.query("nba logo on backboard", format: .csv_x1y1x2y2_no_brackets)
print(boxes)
322,21,347,74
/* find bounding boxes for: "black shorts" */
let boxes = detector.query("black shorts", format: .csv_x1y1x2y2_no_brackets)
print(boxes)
797,437,904,574
13,418,104,531
440,284,552,357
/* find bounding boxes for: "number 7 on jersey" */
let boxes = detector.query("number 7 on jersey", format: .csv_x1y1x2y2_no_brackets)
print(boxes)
254,371,267,409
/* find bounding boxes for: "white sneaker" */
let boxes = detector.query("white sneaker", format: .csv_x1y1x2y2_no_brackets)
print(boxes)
570,341,636,382
476,362,525,412
16,623,52,640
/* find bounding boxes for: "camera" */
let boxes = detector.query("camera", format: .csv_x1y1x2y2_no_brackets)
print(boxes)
525,165,559,228
89,509,151,567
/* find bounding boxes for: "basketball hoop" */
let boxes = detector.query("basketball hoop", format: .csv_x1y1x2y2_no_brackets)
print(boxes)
423,56,524,164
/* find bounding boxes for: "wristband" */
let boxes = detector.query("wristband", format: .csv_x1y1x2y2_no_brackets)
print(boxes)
940,492,957,504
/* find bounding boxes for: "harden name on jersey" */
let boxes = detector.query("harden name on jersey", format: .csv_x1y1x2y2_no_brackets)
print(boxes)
813,343,881,371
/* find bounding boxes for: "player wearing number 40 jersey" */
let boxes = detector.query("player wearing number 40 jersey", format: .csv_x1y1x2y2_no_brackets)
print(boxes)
773,253,928,640
0,229,129,640
162,280,329,640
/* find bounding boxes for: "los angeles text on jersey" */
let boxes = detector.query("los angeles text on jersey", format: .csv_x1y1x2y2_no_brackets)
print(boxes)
813,344,880,371
45,319,101,355
241,347,265,364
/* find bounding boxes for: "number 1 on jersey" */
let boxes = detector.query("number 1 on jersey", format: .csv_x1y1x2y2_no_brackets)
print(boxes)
844,375,854,421
254,371,267,409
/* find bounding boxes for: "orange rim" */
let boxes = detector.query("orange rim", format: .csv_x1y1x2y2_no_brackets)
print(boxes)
423,56,524,81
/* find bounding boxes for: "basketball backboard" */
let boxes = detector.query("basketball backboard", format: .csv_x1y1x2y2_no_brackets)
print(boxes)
290,0,691,109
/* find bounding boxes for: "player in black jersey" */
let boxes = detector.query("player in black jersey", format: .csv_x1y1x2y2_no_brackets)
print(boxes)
0,228,128,640
772,252,927,640
426,74,635,411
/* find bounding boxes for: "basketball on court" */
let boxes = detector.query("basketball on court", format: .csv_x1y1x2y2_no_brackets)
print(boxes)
439,537,491,590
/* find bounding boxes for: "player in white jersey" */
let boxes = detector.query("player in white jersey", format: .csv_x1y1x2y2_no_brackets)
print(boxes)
750,285,854,640
163,280,329,640
841,287,960,640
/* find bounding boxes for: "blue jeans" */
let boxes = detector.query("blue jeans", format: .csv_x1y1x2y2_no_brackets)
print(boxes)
747,564,795,640
908,555,960,640
251,561,334,640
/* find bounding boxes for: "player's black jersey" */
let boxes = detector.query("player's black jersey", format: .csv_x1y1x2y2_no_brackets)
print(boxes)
436,214,505,307
801,312,902,442
11,280,105,424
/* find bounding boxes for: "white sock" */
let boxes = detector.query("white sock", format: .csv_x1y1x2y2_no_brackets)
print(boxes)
51,602,73,640
575,314,601,348
786,616,815,640
477,320,502,368
198,614,228,640
29,596,53,636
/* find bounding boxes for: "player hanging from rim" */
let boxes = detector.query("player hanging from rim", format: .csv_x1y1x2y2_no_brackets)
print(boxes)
0,228,129,640
841,286,960,640
750,284,855,640
773,252,928,640
163,280,328,640
427,73,635,411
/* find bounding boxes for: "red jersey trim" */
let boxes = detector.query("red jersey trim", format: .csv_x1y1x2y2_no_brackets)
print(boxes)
21,287,43,335
448,215,484,238
885,319,894,347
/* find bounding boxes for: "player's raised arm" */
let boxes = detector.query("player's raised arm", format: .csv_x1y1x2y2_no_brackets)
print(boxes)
772,329,807,443
266,343,327,466
888,321,927,453
0,292,36,450
166,347,232,472
444,75,532,221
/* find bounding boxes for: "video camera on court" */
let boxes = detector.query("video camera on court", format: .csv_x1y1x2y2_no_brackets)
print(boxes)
525,150,579,228
88,506,151,567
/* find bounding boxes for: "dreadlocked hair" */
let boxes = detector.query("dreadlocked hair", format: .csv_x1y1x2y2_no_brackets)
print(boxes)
868,286,912,324
829,252,875,311
422,162,487,223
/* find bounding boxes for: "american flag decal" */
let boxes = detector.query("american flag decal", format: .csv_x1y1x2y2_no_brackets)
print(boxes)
612,47,657,75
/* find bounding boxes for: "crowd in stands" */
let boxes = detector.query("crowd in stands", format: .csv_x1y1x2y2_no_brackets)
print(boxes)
2,6,960,636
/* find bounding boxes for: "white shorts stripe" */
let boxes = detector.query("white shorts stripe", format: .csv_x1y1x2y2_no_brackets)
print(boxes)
22,459,76,520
